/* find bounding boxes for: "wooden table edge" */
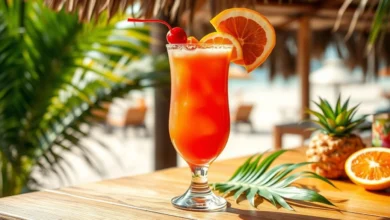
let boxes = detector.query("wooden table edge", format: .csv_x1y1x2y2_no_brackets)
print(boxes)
0,211,27,220
1,147,389,219
43,182,390,219
4,188,387,220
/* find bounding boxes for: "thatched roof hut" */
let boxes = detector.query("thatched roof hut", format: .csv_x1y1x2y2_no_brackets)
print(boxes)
45,0,388,79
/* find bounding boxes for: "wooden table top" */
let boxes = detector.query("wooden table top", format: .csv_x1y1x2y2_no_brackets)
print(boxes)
1,147,389,220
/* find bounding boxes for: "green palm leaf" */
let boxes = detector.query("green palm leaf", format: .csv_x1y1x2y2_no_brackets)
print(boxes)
0,0,158,197
212,150,336,211
368,0,390,50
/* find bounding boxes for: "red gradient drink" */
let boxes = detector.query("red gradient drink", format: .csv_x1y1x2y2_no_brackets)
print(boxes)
168,44,231,167
167,44,232,211
128,7,275,212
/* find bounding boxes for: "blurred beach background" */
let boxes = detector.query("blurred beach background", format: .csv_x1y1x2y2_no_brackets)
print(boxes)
35,59,390,189
2,0,390,196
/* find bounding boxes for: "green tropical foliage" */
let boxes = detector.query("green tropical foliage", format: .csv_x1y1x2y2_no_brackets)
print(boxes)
0,0,153,196
368,0,390,48
211,150,336,211
335,0,390,52
307,96,367,137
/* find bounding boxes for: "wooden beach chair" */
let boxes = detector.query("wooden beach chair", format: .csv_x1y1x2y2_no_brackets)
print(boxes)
231,104,254,133
107,105,149,137
90,102,111,123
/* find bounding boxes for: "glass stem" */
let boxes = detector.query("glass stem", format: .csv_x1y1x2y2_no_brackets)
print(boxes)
190,165,211,195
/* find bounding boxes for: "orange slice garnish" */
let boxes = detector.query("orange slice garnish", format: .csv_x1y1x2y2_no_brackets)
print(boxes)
210,8,276,73
199,32,243,62
187,36,199,43
345,147,390,190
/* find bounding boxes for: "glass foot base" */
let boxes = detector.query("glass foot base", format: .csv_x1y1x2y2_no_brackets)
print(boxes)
171,189,227,211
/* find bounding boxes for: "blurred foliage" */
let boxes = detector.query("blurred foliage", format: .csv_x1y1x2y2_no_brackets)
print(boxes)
335,0,390,52
0,0,158,196
368,0,390,51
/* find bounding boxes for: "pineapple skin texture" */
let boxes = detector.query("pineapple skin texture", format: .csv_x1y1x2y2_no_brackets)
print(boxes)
306,133,365,179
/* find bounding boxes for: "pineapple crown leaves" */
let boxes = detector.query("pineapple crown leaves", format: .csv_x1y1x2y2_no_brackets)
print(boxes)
211,150,337,211
306,96,368,137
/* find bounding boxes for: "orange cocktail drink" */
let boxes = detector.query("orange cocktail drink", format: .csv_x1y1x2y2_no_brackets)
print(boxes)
168,44,232,167
129,6,275,212
167,44,232,211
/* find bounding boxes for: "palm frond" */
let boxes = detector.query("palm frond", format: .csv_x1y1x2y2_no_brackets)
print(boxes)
211,150,336,210
0,0,156,196
335,0,390,53
367,0,390,52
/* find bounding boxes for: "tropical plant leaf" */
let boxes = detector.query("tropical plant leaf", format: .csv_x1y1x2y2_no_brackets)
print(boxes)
335,111,346,125
334,0,390,53
308,120,329,133
270,187,334,206
335,95,341,115
319,98,336,120
211,150,336,211
341,97,350,112
306,109,327,125
348,104,360,123
307,96,367,137
368,0,390,50
0,0,157,196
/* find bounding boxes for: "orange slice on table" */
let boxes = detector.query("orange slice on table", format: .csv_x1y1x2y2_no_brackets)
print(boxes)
210,8,276,73
187,36,199,43
345,147,390,190
200,32,243,62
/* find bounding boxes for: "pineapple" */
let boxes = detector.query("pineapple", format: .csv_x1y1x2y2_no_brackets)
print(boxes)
306,97,366,179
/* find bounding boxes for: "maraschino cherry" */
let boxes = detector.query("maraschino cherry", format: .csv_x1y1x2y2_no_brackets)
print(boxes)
127,18,187,44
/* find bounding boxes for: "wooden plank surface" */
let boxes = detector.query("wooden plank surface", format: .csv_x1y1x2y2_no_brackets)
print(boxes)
0,147,389,220
0,191,185,220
